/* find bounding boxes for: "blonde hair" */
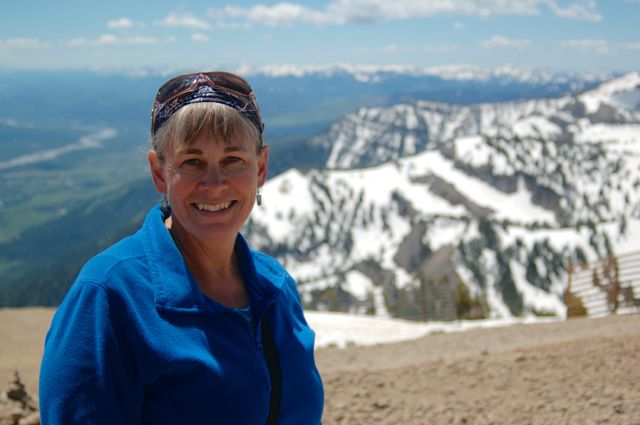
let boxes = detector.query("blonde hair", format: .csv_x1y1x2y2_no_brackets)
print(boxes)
152,102,261,159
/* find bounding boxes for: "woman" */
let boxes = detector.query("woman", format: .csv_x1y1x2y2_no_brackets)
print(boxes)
39,72,324,424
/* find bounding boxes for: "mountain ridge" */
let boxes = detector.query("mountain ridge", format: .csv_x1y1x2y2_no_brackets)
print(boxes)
245,72,640,320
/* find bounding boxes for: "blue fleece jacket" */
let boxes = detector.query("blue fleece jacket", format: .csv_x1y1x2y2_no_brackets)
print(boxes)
39,205,324,424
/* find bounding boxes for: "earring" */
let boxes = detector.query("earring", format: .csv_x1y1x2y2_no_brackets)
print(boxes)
161,195,169,214
256,189,262,206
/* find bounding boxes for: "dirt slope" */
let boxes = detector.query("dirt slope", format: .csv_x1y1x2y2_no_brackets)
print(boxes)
316,314,640,425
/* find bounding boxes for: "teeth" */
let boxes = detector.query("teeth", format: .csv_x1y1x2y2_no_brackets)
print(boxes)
196,202,231,212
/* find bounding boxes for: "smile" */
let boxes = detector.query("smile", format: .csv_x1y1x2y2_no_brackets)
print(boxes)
195,202,233,212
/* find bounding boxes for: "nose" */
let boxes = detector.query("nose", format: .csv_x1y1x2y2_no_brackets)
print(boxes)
198,165,229,191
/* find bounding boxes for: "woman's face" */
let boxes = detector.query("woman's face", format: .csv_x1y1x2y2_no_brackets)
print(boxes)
149,130,268,246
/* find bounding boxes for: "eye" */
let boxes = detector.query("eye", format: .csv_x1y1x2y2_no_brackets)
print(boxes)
179,158,206,172
183,158,203,167
222,156,245,166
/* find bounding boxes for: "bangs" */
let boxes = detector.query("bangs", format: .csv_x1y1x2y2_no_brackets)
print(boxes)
154,102,260,157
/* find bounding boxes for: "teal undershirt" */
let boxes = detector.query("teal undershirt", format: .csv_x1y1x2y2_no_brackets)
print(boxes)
234,304,255,334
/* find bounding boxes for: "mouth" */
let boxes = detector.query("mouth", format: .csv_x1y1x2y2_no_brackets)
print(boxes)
194,201,234,212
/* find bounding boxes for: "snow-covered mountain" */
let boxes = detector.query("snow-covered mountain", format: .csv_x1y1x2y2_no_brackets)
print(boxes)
311,72,640,169
246,72,640,321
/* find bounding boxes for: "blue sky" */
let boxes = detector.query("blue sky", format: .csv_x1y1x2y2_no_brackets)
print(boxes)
1,0,639,72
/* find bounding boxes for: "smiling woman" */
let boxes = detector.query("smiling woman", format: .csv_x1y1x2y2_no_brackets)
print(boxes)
38,71,324,425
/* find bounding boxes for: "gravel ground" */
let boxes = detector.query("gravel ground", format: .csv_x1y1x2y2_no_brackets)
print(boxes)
316,313,640,425
1,308,638,424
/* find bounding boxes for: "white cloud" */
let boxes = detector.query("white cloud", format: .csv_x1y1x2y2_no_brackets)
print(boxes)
68,35,115,46
156,12,211,30
626,42,640,50
545,0,601,21
561,38,610,54
191,33,210,42
214,21,252,30
68,34,158,46
107,17,146,30
97,35,118,45
480,35,531,49
221,4,331,26
124,36,158,45
107,17,133,29
453,21,465,30
383,44,401,52
207,0,602,27
0,37,50,49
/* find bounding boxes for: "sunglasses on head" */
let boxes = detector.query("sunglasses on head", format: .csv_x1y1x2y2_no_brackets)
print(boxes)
150,71,264,142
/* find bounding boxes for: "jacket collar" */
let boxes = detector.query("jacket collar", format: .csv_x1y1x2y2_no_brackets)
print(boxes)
141,204,282,315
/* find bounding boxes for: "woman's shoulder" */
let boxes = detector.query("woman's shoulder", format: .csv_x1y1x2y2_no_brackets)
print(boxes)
250,249,291,281
248,249,303,299
58,231,154,318
75,231,148,290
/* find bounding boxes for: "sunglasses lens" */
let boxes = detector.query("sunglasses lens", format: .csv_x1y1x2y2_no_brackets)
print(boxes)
206,73,252,95
157,75,198,103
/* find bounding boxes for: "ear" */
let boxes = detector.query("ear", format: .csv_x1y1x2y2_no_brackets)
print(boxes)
257,145,269,187
148,149,168,195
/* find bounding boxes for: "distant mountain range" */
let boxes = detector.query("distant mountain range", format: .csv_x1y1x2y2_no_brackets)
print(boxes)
0,65,617,139
142,63,617,86
0,67,637,315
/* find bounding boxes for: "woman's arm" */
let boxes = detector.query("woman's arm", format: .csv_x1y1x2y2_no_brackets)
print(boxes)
39,280,143,424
